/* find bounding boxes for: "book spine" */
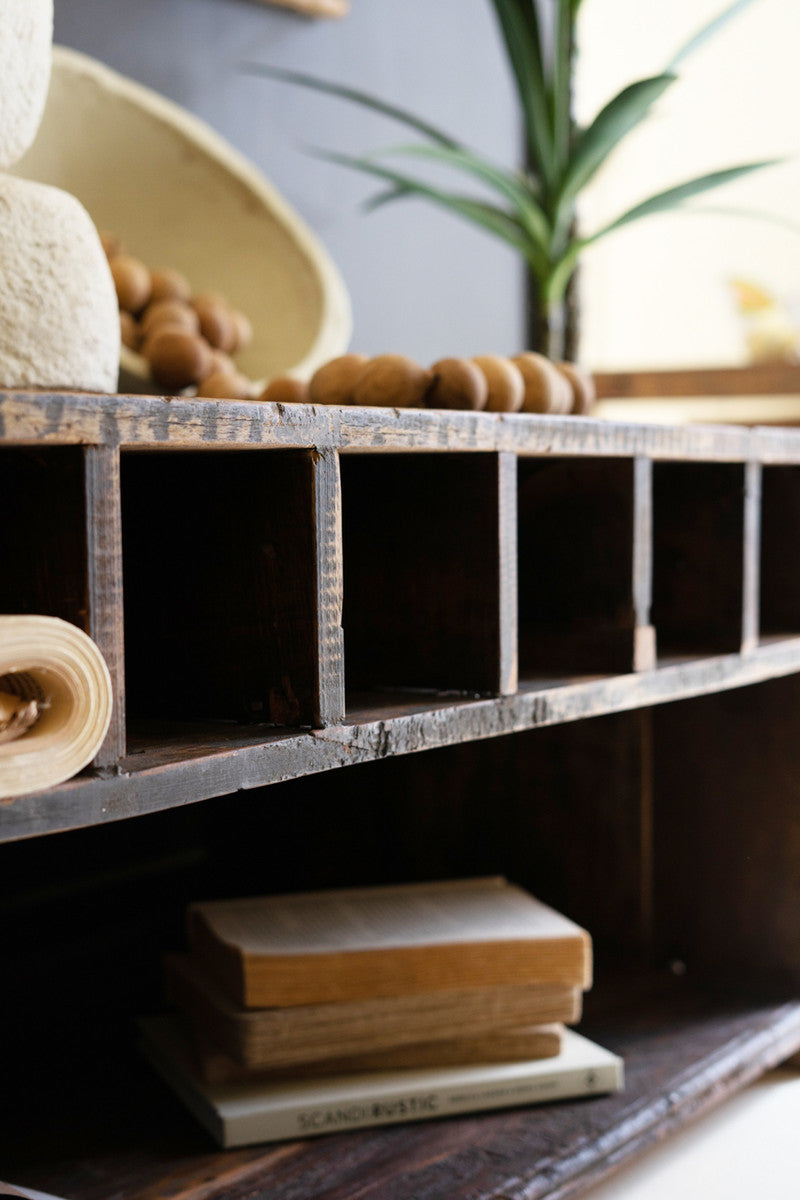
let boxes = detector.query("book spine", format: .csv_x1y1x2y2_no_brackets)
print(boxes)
227,1060,623,1147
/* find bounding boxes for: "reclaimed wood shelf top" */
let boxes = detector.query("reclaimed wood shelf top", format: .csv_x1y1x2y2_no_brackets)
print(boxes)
5,969,800,1200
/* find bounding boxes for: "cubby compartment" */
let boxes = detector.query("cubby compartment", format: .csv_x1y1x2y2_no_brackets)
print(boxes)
0,446,88,628
652,462,747,657
121,449,324,729
760,466,800,640
517,456,649,678
340,452,510,705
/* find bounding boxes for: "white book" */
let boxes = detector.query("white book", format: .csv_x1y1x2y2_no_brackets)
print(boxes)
140,1015,623,1148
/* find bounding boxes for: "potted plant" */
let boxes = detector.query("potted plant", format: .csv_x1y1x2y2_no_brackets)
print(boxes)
246,0,779,360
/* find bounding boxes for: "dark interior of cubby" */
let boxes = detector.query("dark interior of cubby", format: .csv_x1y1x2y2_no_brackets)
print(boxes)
0,446,88,628
340,453,503,699
760,466,800,638
4,677,800,1187
121,449,319,727
517,456,638,676
651,461,746,656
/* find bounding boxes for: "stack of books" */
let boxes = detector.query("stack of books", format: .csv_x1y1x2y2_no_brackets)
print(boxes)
141,876,623,1146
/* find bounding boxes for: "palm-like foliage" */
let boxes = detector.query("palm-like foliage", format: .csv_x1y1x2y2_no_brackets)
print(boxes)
245,0,778,355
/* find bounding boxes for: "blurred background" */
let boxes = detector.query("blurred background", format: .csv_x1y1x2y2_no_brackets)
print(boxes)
53,0,800,371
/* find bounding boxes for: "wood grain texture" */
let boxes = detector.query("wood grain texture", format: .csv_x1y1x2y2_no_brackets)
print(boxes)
652,462,747,655
7,639,800,843
759,465,800,636
498,451,518,695
593,362,800,399
741,460,762,654
0,390,761,461
4,974,800,1200
653,677,800,989
84,443,126,765
517,457,639,675
0,446,88,627
311,449,345,726
120,449,320,728
632,457,656,670
340,453,505,697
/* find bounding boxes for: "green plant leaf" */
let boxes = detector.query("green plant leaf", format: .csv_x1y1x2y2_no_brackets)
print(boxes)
667,0,760,71
593,159,783,239
488,0,556,192
544,158,782,304
240,63,461,149
552,0,576,174
367,142,552,251
560,75,676,198
314,148,550,274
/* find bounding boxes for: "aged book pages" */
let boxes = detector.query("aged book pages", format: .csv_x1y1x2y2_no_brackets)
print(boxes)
195,1024,565,1084
164,951,582,1070
140,1015,623,1148
187,877,592,1007
0,615,112,799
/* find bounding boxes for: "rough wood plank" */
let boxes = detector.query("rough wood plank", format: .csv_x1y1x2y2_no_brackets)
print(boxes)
0,446,88,627
654,676,800,988
632,457,656,670
518,457,640,675
498,452,518,695
311,449,345,726
594,363,800,399
340,454,507,697
652,462,747,655
741,460,762,654
7,639,800,843
759,465,800,636
5,976,800,1200
0,390,758,462
84,443,126,765
120,450,321,728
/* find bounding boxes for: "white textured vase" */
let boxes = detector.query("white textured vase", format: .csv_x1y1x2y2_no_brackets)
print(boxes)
0,0,54,169
0,175,120,392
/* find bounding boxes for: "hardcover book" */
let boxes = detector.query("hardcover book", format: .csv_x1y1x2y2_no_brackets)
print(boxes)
140,1015,623,1148
164,951,582,1071
186,876,592,1008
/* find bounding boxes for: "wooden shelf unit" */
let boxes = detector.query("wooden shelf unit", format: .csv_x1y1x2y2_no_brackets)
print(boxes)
2,389,800,1200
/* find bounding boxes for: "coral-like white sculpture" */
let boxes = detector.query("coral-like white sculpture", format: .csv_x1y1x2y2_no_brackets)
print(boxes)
0,0,119,392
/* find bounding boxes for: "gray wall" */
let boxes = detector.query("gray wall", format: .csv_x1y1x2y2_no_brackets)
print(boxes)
53,0,525,363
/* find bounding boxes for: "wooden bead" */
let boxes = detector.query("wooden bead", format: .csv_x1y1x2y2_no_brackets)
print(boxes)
149,267,192,304
472,355,525,412
110,254,151,314
145,328,213,390
259,376,310,404
120,310,141,352
512,352,572,414
352,354,432,409
308,354,368,406
140,298,199,338
196,369,252,400
555,361,596,415
426,357,488,410
191,295,237,352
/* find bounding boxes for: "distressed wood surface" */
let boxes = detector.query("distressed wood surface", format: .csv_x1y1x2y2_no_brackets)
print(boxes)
7,640,800,843
498,451,519,695
652,462,747,656
741,460,762,654
4,973,800,1200
340,453,506,697
0,389,764,460
632,457,655,670
84,443,126,765
311,449,345,726
594,362,800,399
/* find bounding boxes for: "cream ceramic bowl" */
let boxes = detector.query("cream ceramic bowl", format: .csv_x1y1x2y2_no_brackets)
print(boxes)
11,45,352,393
